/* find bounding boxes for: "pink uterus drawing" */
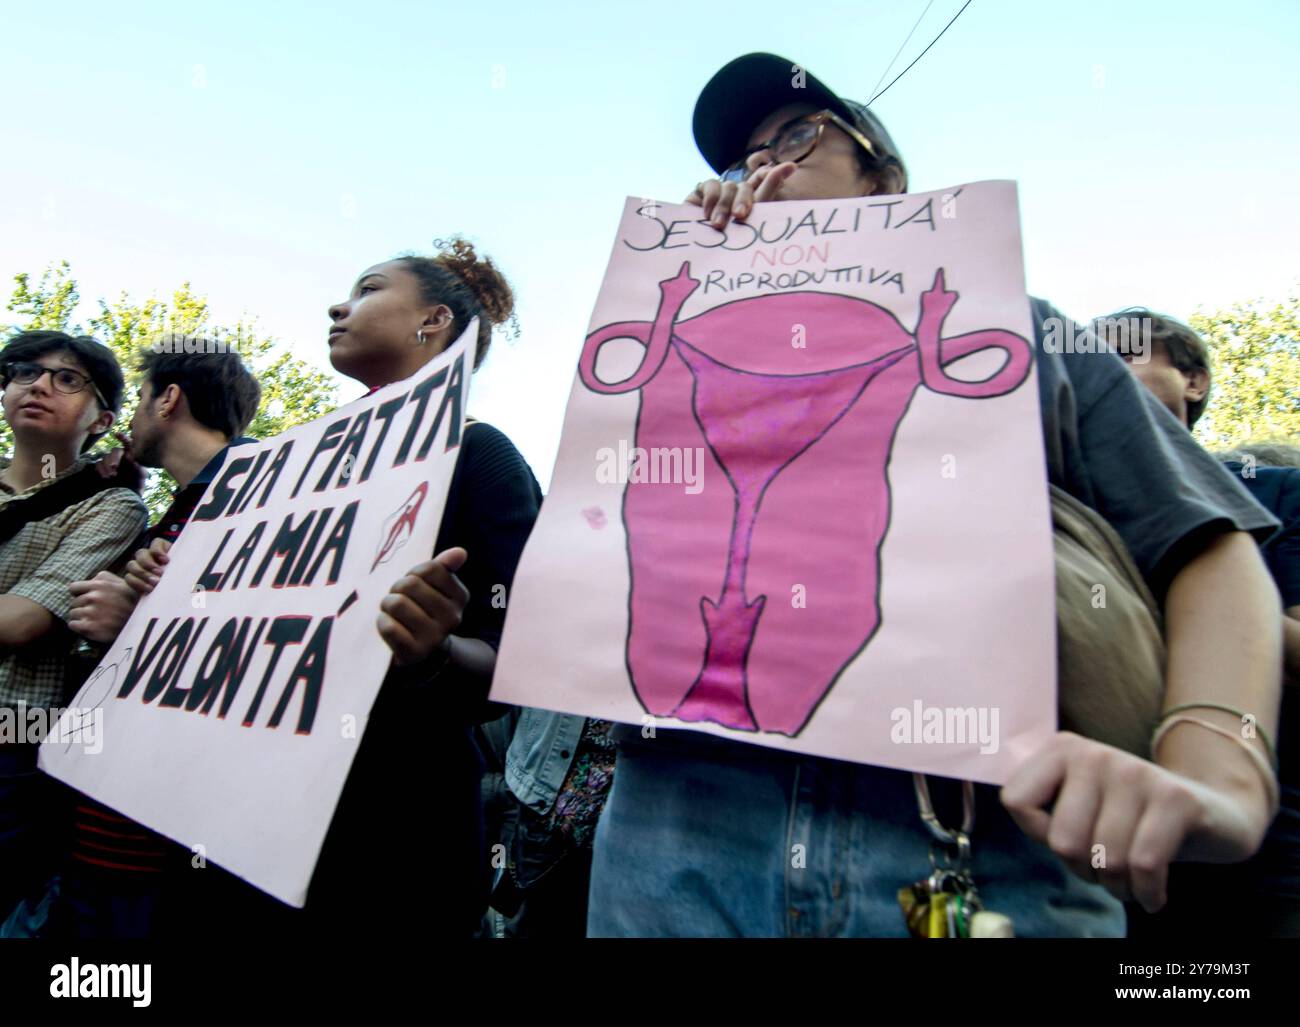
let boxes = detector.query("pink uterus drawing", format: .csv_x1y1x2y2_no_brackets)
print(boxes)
578,262,1032,736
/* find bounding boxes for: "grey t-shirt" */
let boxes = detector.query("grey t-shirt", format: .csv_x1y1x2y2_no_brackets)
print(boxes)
1029,296,1279,595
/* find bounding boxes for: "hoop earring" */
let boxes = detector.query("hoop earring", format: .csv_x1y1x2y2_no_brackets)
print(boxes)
416,329,428,345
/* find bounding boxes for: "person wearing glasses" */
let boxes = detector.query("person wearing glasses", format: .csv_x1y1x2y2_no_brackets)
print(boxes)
586,53,1282,937
689,101,905,227
2,342,263,940
0,330,148,928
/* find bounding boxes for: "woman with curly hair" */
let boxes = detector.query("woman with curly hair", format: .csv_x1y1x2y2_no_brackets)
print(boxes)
171,238,542,939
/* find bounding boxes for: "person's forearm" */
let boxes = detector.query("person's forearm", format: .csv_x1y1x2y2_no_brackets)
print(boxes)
0,596,56,648
1156,531,1282,812
446,636,513,723
444,634,497,695
398,634,505,724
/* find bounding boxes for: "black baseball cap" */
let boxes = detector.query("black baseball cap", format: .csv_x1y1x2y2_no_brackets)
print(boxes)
692,52,907,189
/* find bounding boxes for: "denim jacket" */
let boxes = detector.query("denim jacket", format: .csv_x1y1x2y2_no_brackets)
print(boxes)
504,708,586,816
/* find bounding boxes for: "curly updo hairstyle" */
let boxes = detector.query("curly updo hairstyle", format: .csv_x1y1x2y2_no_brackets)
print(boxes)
397,237,517,370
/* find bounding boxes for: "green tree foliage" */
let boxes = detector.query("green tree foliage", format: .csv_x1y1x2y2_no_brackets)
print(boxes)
1,261,338,517
1192,290,1300,451
3,260,82,332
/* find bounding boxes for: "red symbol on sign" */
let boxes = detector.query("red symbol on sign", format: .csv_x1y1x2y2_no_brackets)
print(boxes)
372,481,429,572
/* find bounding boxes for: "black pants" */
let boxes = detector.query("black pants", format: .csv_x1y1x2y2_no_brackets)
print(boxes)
495,846,593,939
0,745,66,923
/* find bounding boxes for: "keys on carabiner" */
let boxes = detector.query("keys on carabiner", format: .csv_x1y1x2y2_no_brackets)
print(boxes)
897,866,966,938
902,775,1017,939
898,839,1015,938
930,865,976,939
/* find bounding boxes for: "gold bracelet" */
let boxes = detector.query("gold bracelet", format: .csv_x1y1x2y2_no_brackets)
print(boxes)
1151,714,1280,813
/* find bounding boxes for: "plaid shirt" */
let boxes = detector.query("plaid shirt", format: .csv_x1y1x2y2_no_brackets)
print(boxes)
0,455,148,710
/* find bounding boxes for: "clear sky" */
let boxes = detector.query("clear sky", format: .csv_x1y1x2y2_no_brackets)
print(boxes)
2,0,1297,485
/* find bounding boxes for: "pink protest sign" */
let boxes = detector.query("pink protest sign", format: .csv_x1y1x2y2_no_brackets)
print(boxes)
494,183,1056,782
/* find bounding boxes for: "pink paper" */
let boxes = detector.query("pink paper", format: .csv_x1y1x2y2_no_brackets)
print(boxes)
495,184,1056,783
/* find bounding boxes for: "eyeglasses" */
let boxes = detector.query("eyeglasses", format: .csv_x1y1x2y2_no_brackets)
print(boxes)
2,361,109,409
720,109,879,184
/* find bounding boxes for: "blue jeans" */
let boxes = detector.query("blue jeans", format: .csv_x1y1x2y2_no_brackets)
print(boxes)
588,732,1124,937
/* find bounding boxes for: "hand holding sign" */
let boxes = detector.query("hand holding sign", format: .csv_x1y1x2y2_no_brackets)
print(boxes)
377,547,469,666
686,162,797,228
124,538,172,596
67,571,140,643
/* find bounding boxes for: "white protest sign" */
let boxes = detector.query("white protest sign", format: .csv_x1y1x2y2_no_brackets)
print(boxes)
40,325,474,906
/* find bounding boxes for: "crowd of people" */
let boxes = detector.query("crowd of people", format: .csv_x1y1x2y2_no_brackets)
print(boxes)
0,53,1295,939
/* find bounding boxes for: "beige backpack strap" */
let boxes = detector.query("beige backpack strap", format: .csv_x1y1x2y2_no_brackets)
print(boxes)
1051,485,1166,756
